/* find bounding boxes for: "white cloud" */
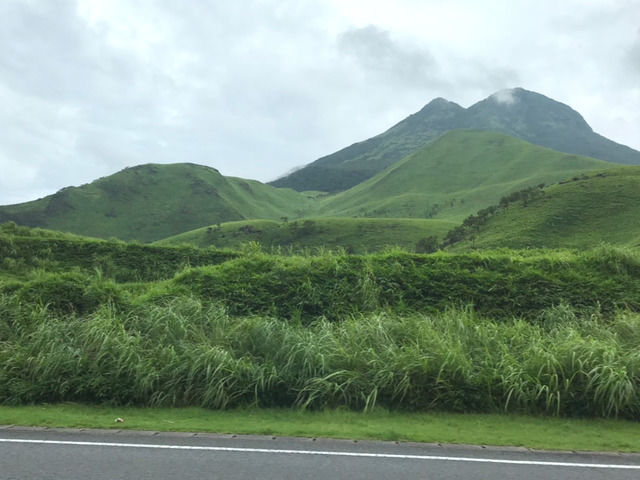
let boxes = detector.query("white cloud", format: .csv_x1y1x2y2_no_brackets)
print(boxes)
491,88,517,105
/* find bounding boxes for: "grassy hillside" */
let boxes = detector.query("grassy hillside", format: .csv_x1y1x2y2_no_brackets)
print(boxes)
448,167,640,250
272,88,640,192
158,217,456,253
315,130,612,221
0,163,313,242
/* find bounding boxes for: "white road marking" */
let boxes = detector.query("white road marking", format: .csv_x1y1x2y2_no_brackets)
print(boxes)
0,438,639,470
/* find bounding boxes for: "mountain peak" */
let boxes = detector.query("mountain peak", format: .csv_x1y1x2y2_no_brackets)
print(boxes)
418,97,463,114
468,87,594,136
489,88,520,106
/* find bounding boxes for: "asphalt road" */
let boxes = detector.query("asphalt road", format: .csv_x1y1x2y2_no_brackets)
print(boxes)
1,426,640,479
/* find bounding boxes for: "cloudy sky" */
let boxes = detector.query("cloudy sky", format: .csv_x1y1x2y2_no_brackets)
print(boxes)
1,0,639,205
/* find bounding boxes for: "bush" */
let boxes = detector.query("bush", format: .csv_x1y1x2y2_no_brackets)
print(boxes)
17,272,124,314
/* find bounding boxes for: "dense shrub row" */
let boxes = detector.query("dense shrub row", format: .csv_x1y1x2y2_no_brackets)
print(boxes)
174,247,640,321
3,244,640,320
0,232,236,282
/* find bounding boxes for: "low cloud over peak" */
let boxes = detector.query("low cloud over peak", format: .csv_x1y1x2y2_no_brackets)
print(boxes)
491,88,518,105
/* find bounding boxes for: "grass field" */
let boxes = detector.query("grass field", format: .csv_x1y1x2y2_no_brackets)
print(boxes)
314,130,611,221
2,405,640,452
0,163,314,242
157,217,456,253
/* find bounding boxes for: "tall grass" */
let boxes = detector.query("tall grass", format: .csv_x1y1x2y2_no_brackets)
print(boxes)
2,295,640,419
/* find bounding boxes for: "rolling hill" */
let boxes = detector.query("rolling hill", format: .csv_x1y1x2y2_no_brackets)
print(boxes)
271,88,640,192
313,130,613,221
157,217,456,253
447,166,640,250
0,163,313,242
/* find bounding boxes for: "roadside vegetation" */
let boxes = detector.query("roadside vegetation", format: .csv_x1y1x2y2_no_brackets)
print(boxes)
2,405,640,452
2,223,640,423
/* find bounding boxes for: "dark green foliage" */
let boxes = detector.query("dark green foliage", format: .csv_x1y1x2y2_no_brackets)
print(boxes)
2,224,640,418
415,236,439,253
174,248,640,321
16,272,123,314
0,224,237,282
442,184,545,247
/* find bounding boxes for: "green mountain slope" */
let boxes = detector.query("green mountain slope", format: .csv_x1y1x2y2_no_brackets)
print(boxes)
272,88,640,192
0,163,313,242
270,98,465,192
157,217,456,253
314,130,613,221
448,167,640,250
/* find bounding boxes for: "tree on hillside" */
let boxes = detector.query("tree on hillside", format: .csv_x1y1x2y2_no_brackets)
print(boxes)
415,236,439,253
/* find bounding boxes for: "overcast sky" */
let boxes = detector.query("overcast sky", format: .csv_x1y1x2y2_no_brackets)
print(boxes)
1,0,639,205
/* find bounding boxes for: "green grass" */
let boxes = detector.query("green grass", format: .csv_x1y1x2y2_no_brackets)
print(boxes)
2,405,640,452
314,130,612,222
449,167,640,250
157,217,456,253
0,163,314,242
4,292,640,418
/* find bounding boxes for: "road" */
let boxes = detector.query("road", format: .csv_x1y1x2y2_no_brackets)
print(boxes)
1,426,639,479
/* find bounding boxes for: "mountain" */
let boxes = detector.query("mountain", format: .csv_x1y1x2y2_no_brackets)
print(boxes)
461,88,640,166
313,130,612,221
447,166,640,250
270,98,465,192
0,163,313,242
271,88,640,192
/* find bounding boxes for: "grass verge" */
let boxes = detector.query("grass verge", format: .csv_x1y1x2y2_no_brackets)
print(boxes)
1,405,639,453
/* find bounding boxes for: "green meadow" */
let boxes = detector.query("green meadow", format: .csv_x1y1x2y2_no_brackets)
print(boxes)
313,130,610,221
157,217,456,254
